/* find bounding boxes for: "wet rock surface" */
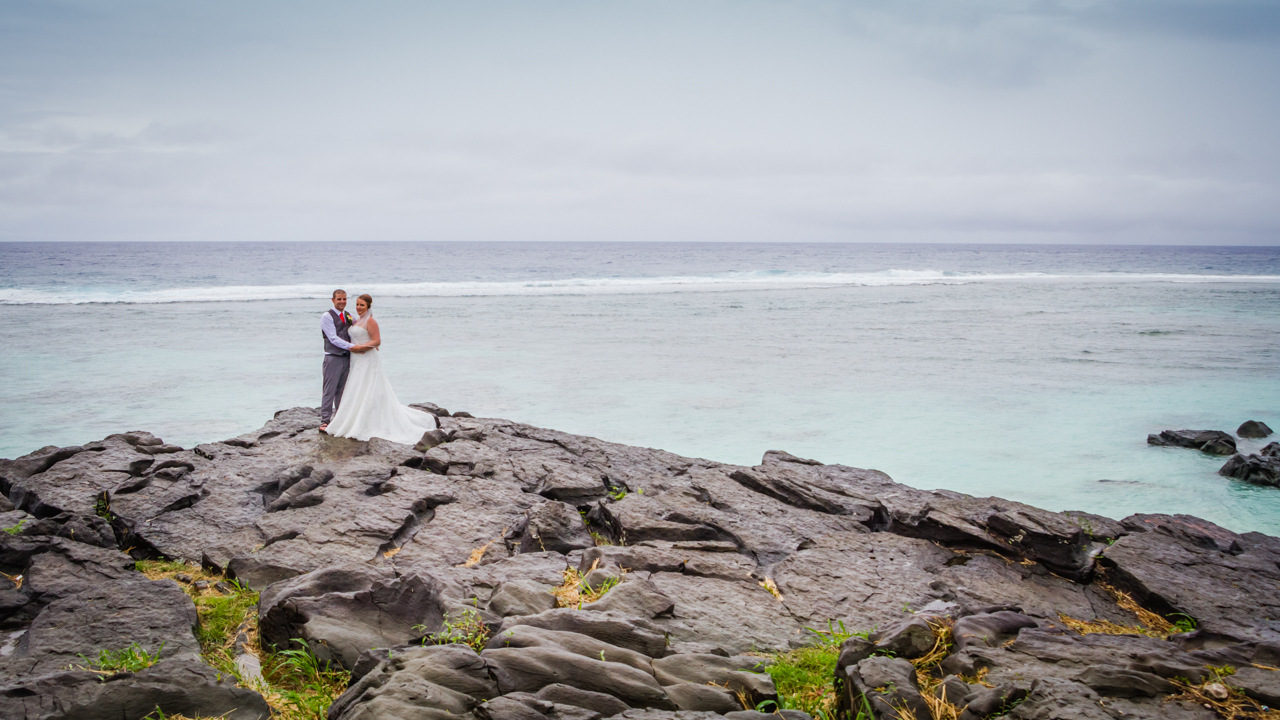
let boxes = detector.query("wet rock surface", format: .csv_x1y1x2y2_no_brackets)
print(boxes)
1238,420,1274,439
0,405,1277,719
1220,451,1280,487
1147,429,1238,455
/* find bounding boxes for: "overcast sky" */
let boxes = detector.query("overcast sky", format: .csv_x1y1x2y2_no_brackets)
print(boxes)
1,1,1278,244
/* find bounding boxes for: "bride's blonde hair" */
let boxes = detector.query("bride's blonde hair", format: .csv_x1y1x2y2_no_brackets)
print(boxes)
357,294,373,308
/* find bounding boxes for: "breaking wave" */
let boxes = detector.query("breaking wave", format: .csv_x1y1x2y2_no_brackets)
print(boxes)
4,269,1279,305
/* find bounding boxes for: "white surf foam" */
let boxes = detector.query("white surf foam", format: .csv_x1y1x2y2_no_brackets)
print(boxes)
3,269,1279,305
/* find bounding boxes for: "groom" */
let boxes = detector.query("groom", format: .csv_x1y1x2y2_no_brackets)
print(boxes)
319,289,369,433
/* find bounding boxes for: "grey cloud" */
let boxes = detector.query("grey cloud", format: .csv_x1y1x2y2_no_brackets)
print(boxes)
822,0,1280,87
1090,0,1280,41
0,0,1277,244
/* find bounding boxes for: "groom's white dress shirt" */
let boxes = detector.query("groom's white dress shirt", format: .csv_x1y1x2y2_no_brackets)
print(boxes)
321,311,354,356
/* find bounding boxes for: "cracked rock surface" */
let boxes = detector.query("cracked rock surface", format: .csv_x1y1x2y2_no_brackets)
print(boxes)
2,405,1279,719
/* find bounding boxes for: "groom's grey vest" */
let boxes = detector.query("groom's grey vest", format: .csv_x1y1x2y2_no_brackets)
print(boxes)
323,309,353,355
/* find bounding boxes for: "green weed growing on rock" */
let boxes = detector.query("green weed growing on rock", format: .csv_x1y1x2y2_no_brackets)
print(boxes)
134,559,349,720
417,607,492,653
758,620,866,720
142,709,221,720
74,642,165,674
264,641,351,720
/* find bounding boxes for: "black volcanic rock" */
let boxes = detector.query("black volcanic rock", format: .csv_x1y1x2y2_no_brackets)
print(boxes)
329,644,498,720
0,657,271,720
258,563,447,669
0,505,272,714
1220,452,1280,487
1239,420,1274,439
1197,431,1239,456
5,405,1280,719
482,646,675,708
1148,428,1238,455
1103,514,1280,644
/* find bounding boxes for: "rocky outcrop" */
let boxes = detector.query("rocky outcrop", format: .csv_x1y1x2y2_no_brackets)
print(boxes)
1147,429,1237,455
0,513,272,718
3,406,1280,719
257,563,449,668
1220,450,1280,487
1238,420,1274,439
0,657,271,720
1101,514,1280,645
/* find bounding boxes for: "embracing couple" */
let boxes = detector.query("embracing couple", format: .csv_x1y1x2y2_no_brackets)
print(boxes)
319,289,437,444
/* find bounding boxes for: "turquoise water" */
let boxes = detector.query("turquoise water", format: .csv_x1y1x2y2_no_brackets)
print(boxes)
2,242,1279,533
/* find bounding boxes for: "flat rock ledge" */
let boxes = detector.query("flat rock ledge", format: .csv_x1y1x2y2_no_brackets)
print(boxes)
0,405,1276,720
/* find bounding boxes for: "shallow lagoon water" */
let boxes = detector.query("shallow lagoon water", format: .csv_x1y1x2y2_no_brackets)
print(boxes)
2,242,1279,534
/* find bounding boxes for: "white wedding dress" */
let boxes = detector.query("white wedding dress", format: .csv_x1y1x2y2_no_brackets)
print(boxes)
327,324,438,445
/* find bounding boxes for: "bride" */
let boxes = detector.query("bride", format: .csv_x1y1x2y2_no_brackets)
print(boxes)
325,294,438,445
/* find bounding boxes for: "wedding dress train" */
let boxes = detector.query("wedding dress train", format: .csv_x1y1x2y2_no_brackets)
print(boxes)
326,324,437,444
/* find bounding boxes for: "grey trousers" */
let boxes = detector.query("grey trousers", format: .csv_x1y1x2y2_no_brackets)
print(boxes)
321,353,350,424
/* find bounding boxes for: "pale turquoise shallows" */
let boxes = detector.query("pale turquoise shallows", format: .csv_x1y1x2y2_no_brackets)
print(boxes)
2,242,1278,534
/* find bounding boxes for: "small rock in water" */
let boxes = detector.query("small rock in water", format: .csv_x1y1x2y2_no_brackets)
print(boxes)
1220,453,1280,487
1239,420,1274,439
1147,429,1236,455
1198,431,1238,456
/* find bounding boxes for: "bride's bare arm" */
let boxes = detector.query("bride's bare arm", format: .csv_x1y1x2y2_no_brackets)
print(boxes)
366,318,382,350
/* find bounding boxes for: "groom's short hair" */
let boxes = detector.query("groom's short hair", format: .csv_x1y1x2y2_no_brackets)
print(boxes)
332,289,346,299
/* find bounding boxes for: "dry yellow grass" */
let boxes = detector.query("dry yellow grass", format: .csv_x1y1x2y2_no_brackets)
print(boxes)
137,560,222,585
144,707,234,712
914,686,961,720
1169,676,1280,720
552,559,624,608
1057,613,1157,638
901,618,966,720
463,541,493,567
759,577,783,601
461,529,507,567
1101,581,1174,634
959,666,994,688
1058,577,1180,639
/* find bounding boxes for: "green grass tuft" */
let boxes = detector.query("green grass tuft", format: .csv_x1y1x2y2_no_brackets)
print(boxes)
134,559,350,720
418,608,491,654
193,582,258,651
263,641,352,720
759,621,870,720
75,642,165,673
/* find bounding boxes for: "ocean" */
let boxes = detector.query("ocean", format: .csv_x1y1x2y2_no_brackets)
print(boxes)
2,241,1279,534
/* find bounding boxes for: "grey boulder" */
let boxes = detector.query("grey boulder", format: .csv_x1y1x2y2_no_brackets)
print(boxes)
0,657,270,720
329,644,498,720
482,646,674,709
1238,420,1274,439
1220,453,1280,487
258,563,447,669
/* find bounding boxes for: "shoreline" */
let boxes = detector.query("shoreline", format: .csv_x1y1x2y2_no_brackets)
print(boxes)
2,405,1279,718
